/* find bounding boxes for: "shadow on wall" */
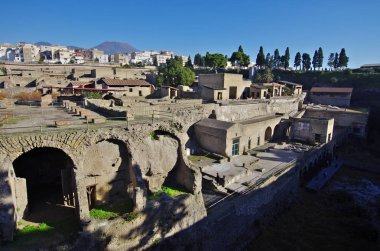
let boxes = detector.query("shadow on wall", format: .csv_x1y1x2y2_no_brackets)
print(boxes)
82,139,139,208
0,167,16,242
153,130,195,194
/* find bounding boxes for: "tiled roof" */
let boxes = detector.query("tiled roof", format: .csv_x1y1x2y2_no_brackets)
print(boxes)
310,87,353,93
101,79,151,87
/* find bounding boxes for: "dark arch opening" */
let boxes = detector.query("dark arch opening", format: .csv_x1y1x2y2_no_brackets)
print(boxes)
264,126,272,142
12,147,78,231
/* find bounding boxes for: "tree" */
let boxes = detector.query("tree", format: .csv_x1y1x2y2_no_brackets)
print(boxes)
284,47,290,70
302,53,311,71
312,50,318,70
333,52,340,69
253,68,273,83
338,48,349,68
256,46,265,68
317,47,324,69
153,56,158,67
265,53,272,68
205,52,227,71
156,57,195,87
294,52,301,70
185,55,193,68
327,53,335,70
273,49,281,69
230,46,250,67
194,53,203,66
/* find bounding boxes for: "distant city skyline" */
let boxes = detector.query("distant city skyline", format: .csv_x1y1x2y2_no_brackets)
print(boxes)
2,0,380,68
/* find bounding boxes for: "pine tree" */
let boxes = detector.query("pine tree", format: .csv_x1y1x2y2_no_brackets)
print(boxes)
256,46,265,68
317,47,324,70
338,48,349,68
312,50,318,70
284,47,290,70
327,53,335,70
273,49,281,69
333,52,339,69
294,52,301,70
302,53,311,71
238,45,244,53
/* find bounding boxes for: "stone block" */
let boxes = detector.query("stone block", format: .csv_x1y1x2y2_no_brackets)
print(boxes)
55,120,72,127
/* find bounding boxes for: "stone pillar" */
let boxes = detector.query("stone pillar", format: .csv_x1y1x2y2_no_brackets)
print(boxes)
73,171,90,224
134,187,146,211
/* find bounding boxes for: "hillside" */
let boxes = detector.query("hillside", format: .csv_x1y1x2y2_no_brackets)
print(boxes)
92,41,139,54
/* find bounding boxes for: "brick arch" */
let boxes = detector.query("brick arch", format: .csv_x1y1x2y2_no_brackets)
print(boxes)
6,141,79,169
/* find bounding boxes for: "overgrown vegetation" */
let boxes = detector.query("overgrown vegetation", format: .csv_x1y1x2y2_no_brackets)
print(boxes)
150,131,158,140
82,91,102,99
148,185,187,200
14,91,42,102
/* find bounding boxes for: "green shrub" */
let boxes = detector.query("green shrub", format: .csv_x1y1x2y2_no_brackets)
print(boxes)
83,91,102,99
124,212,139,222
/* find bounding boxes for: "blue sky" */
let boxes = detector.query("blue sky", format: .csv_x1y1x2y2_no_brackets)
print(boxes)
2,0,380,68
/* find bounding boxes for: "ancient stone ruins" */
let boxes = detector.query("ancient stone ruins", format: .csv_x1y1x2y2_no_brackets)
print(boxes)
0,64,369,250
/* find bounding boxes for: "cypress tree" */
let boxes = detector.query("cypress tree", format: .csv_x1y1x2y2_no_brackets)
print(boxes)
333,52,339,69
273,49,281,69
294,52,301,70
327,53,335,70
284,47,290,70
317,47,324,69
256,46,265,68
312,50,318,70
302,53,311,71
338,48,349,68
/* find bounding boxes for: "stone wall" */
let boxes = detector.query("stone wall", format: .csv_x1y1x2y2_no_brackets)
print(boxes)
0,124,204,241
156,161,300,250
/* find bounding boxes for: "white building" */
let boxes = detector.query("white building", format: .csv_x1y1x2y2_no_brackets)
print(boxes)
155,54,172,66
94,54,109,64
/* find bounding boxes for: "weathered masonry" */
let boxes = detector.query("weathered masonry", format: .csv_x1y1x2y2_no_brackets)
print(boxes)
0,125,201,241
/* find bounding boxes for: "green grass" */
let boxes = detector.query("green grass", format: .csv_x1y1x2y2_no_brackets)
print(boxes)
148,185,187,200
17,223,53,236
89,208,117,220
90,199,134,220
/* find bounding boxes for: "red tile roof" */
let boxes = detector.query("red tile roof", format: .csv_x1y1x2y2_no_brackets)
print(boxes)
310,87,353,94
101,79,151,87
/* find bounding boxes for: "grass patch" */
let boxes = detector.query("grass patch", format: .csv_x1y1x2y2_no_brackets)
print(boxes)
17,223,53,236
148,185,187,200
89,208,117,220
90,199,134,220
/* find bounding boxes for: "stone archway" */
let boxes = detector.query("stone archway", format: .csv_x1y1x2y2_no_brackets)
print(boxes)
264,126,272,142
12,147,78,228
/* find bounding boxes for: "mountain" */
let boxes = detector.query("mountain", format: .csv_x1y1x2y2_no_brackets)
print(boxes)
34,41,52,46
67,45,82,50
92,41,139,55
